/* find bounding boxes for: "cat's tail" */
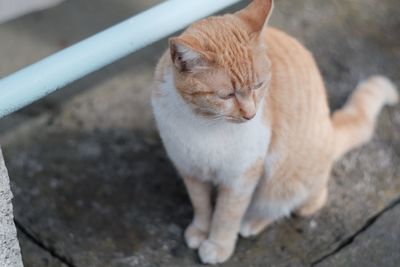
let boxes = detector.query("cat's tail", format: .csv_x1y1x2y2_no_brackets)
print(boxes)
331,75,398,160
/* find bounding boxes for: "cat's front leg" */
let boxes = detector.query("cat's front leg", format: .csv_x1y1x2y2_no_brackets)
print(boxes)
182,176,212,249
198,162,262,264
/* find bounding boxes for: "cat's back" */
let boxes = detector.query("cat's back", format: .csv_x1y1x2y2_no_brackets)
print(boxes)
263,27,331,123
264,27,327,98
263,27,333,159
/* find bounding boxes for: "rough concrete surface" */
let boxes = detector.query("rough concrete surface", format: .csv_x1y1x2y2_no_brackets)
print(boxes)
316,204,400,267
0,149,23,267
0,0,399,266
18,233,67,267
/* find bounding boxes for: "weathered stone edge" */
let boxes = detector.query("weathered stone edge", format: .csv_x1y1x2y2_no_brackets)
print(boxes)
0,147,24,267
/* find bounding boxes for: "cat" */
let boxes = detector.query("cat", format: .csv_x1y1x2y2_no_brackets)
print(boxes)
151,0,398,264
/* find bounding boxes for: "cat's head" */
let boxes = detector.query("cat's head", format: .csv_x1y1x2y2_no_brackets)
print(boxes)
169,0,274,123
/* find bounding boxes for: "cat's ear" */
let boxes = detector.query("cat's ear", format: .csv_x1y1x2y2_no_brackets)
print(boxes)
169,37,210,73
236,0,274,33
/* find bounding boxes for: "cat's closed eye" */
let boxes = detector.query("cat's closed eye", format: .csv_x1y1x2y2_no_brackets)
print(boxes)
219,92,235,100
253,81,264,90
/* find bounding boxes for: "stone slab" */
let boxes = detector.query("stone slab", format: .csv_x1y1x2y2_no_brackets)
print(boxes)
316,204,400,267
18,232,68,267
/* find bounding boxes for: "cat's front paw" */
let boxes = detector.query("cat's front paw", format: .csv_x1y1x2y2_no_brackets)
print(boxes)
198,240,234,264
184,223,208,249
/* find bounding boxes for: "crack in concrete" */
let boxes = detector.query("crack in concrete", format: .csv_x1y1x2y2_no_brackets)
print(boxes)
14,219,76,267
310,196,400,266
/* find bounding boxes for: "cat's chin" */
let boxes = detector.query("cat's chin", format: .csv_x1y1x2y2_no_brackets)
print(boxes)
226,118,249,124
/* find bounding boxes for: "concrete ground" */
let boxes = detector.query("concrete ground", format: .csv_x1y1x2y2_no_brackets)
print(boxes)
0,0,399,266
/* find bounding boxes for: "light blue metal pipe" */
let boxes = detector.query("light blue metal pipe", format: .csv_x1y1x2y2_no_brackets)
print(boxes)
0,0,242,118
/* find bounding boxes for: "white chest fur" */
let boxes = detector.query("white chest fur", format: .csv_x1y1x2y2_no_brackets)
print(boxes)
152,70,271,188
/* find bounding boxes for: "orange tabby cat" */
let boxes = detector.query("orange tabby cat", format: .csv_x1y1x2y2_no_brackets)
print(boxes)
151,0,399,264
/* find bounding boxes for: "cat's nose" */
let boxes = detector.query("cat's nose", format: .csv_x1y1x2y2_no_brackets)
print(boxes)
243,113,256,120
237,97,256,120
